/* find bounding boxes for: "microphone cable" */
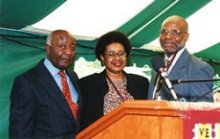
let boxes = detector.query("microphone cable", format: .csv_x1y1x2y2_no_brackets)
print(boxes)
193,86,220,102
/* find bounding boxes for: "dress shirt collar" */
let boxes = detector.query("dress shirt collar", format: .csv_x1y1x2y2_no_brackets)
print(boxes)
44,58,60,76
165,47,186,74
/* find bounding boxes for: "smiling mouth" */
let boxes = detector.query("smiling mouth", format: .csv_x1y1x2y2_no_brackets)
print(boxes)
164,41,175,44
112,61,124,67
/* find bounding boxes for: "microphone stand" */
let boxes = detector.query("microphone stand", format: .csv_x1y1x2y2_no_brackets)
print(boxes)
170,78,220,102
172,78,220,84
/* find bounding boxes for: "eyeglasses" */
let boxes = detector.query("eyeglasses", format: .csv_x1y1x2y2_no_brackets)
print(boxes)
160,29,186,36
104,51,126,58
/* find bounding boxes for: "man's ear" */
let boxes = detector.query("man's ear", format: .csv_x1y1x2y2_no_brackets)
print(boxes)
184,32,189,42
45,44,50,53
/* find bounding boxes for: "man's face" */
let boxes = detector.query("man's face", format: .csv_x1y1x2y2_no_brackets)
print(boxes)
159,21,189,55
46,32,76,70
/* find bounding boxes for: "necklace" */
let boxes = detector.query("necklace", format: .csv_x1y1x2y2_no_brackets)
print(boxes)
106,73,126,101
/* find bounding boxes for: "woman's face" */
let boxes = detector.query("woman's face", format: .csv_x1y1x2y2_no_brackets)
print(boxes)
101,42,127,74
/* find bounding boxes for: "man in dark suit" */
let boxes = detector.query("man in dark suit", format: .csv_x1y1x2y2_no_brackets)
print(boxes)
9,30,80,139
148,15,214,102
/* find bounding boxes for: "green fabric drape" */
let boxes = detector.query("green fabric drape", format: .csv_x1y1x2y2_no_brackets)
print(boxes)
0,28,55,138
0,0,66,29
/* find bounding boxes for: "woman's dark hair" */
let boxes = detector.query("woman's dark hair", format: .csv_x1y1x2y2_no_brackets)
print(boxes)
95,31,131,61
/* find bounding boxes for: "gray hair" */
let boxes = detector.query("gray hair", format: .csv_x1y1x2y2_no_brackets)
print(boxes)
46,32,52,45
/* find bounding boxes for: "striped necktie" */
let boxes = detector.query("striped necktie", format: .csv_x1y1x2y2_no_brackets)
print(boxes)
59,71,78,119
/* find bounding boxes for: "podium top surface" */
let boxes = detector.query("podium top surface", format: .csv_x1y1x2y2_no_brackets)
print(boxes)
121,100,220,111
76,100,220,139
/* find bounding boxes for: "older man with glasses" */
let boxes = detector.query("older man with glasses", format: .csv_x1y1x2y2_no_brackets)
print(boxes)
148,15,214,102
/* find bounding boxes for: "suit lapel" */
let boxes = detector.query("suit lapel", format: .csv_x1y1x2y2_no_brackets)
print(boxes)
36,61,75,122
95,70,109,98
66,70,80,98
148,70,159,99
169,49,190,80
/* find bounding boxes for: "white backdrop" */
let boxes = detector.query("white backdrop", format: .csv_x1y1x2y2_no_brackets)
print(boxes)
32,0,220,53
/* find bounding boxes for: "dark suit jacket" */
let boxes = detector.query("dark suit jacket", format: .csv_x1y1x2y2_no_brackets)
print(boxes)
148,49,214,102
9,60,81,139
78,70,149,131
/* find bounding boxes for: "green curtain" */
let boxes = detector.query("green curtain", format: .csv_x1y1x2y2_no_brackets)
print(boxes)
0,45,46,139
0,0,66,29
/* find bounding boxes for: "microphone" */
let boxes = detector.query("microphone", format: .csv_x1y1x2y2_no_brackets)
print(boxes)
151,55,178,101
151,55,165,73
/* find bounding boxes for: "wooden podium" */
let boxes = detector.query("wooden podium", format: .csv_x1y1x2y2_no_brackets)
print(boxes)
76,100,220,139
